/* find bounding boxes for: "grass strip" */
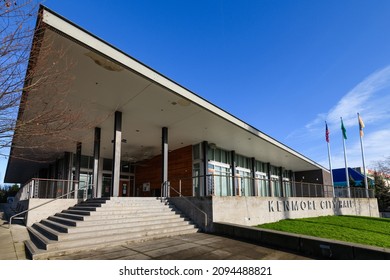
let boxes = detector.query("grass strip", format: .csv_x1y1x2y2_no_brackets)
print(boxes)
256,215,390,248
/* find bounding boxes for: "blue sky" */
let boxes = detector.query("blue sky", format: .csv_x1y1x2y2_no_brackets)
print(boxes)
2,0,390,183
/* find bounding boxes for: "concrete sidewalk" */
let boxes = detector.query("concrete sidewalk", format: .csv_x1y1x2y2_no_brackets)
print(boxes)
0,203,28,260
48,233,311,260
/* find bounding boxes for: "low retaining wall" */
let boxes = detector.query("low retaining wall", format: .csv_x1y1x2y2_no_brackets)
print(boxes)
167,197,213,232
25,199,78,226
168,196,379,233
213,222,390,260
212,196,379,225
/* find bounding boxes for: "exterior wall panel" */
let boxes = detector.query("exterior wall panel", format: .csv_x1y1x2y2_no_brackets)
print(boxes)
135,145,193,197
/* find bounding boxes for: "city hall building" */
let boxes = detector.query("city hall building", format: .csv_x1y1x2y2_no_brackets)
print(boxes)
4,6,379,259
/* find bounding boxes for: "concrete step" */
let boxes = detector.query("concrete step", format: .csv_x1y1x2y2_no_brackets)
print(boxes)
57,208,178,220
66,204,171,213
32,222,61,241
42,215,187,233
41,219,74,233
56,221,195,242
33,218,194,242
44,224,198,251
62,207,174,216
27,227,53,250
25,197,199,260
25,227,198,260
47,211,184,227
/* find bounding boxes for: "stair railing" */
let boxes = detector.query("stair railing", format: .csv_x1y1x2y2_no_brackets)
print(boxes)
161,181,208,230
9,183,86,228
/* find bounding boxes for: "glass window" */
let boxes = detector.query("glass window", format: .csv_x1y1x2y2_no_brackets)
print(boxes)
193,144,200,160
103,158,112,171
121,161,130,173
256,161,268,173
236,154,251,169
236,168,252,196
208,162,232,196
80,155,90,169
193,163,201,197
255,172,269,196
207,146,230,164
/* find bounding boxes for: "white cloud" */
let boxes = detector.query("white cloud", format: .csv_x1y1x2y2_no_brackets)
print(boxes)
289,65,390,169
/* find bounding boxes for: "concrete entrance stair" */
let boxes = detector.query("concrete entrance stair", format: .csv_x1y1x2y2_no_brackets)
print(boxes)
24,197,199,259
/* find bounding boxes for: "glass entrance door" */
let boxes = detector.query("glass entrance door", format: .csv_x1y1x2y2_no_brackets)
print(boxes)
119,180,129,197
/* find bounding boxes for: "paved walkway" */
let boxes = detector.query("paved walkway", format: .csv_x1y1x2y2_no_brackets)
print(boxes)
0,204,29,260
48,233,311,260
0,203,310,260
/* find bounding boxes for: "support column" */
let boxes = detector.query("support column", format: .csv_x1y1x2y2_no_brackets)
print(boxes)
74,142,82,198
161,127,169,197
231,150,237,196
92,127,101,198
267,163,273,197
251,157,256,196
111,111,122,197
202,141,208,196
63,152,72,197
279,167,285,197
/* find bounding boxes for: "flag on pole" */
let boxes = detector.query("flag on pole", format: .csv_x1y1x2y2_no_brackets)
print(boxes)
341,118,347,139
325,122,330,143
358,113,369,197
358,114,365,137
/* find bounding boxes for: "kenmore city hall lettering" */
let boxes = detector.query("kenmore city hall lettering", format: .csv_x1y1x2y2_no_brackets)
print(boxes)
268,199,354,213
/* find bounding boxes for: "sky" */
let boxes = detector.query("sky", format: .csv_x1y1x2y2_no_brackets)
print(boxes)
2,0,390,183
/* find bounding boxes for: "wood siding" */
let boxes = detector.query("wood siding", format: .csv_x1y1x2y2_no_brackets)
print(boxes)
135,145,193,197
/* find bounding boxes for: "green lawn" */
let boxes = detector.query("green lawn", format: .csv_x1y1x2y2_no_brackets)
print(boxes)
256,215,390,248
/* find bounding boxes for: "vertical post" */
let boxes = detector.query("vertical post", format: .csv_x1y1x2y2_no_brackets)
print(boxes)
292,172,297,197
341,117,351,198
231,151,236,196
202,141,208,196
75,142,82,199
30,179,34,198
279,167,284,197
93,127,101,198
267,163,273,197
251,157,256,196
162,127,168,197
111,111,122,197
358,113,369,198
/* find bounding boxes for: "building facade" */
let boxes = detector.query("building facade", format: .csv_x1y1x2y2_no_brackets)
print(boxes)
5,6,333,201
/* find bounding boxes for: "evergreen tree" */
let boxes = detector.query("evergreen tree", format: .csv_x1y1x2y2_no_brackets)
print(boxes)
373,171,390,212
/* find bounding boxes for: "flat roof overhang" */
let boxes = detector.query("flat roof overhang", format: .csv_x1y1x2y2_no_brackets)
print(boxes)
5,6,328,183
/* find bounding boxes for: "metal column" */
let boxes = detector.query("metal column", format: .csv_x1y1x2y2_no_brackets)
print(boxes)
162,127,168,197
74,142,82,198
231,150,236,196
92,127,101,198
111,111,122,197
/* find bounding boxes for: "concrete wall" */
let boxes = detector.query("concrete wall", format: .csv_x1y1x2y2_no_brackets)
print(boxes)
212,196,379,226
25,198,78,226
167,197,213,232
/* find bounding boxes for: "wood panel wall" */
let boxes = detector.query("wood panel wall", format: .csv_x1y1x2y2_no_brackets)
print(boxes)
135,145,193,197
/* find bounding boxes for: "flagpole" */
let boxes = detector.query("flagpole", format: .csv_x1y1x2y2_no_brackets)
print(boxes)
341,117,351,198
325,121,335,197
358,113,369,198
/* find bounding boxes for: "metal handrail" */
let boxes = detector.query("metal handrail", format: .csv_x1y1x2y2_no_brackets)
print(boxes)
9,185,86,228
160,181,208,229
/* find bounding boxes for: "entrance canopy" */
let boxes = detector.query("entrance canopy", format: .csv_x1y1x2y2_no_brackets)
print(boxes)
5,6,327,183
